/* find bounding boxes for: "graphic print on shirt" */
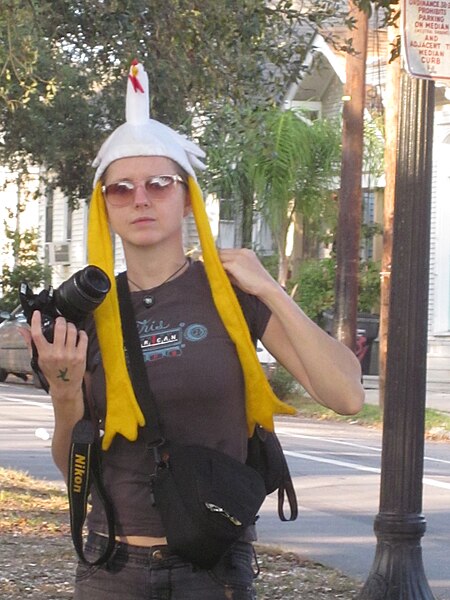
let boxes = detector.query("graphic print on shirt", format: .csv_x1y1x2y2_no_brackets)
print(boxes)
136,318,208,362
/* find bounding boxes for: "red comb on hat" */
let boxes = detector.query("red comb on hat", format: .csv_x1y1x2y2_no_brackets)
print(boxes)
128,58,144,93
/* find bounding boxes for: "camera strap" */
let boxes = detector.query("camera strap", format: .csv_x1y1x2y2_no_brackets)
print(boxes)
68,385,116,566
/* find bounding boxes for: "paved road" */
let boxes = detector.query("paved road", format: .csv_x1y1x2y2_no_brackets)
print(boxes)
1,379,450,598
257,419,450,599
0,379,62,484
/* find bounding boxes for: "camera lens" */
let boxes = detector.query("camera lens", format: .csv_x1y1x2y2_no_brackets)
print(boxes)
54,266,111,324
77,266,111,299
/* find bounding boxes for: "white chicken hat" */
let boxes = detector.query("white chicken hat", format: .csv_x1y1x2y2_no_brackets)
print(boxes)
92,59,206,186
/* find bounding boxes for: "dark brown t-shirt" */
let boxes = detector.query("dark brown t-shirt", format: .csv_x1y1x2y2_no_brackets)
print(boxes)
85,260,271,536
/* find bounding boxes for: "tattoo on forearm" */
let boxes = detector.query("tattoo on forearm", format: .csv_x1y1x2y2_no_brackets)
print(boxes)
57,368,70,382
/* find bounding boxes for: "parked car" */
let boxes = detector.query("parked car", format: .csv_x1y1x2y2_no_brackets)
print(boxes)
0,305,39,385
256,341,277,379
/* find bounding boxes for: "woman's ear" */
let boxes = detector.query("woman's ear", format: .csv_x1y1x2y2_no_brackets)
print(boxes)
183,193,192,217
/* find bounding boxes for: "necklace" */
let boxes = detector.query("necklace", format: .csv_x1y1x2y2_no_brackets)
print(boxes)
127,259,190,307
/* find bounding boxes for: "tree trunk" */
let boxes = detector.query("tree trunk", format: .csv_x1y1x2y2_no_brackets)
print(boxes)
334,1,368,349
240,176,254,249
276,230,290,287
379,10,400,408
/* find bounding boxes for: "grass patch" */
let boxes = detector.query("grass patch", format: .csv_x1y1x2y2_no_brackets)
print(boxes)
0,467,69,536
254,545,360,599
0,468,75,599
286,393,450,440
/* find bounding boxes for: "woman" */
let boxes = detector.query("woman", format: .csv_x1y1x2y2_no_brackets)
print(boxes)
29,61,364,600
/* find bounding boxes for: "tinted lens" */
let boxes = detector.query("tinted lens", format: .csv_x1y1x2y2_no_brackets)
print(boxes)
145,175,178,196
104,181,134,205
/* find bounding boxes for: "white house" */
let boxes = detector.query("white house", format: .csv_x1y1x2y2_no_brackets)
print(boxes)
0,166,40,298
287,29,450,386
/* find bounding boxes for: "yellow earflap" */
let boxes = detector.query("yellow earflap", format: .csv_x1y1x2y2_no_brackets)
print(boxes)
187,177,296,435
88,182,145,450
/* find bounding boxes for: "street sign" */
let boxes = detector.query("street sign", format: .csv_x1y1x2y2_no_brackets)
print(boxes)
402,0,450,80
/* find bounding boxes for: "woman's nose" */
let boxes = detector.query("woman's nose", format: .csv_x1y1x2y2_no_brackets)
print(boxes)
133,182,150,206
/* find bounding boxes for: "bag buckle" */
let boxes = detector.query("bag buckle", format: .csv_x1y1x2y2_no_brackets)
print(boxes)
146,438,166,464
204,502,242,526
148,439,167,507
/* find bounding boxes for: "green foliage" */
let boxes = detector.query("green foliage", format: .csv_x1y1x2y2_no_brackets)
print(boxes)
292,258,336,322
203,102,342,282
363,116,385,184
256,111,339,205
1,227,49,312
0,0,56,109
0,1,354,207
269,365,297,400
252,110,342,275
354,0,399,26
291,257,381,323
252,108,314,235
358,259,381,313
201,105,342,260
259,254,279,281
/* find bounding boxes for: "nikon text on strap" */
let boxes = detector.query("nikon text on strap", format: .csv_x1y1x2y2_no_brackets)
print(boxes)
68,415,116,565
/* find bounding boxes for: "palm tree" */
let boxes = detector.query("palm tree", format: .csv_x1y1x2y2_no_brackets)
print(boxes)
201,105,342,284
251,108,342,285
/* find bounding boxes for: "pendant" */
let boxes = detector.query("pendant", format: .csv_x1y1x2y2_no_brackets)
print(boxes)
143,296,154,308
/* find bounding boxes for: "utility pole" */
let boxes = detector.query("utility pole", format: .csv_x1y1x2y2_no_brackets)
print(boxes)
334,1,368,348
359,70,435,600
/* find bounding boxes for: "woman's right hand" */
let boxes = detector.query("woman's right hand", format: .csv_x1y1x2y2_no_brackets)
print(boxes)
29,311,88,479
30,311,88,405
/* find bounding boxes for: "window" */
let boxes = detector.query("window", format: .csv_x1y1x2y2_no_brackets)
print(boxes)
45,188,53,243
219,198,235,221
66,202,73,241
361,190,375,260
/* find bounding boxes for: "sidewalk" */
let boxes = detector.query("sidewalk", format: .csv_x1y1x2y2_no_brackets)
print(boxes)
363,375,450,414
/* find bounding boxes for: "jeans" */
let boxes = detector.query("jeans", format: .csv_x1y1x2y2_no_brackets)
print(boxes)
74,532,258,600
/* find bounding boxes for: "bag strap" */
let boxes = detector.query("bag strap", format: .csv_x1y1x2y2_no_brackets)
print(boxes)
116,271,165,447
277,463,298,521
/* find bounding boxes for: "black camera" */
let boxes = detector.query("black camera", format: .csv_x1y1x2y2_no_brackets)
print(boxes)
19,266,111,392
20,265,111,342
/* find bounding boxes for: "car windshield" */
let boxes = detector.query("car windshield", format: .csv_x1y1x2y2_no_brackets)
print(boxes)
0,306,26,324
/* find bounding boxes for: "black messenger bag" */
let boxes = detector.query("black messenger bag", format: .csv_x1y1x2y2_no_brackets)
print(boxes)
151,443,266,569
246,424,298,521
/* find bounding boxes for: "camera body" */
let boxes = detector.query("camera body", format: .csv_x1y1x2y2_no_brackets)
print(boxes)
19,266,111,390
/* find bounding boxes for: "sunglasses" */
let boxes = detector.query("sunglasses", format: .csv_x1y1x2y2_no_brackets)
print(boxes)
102,174,188,206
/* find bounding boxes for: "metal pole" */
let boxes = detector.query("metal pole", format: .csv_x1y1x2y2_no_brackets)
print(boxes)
359,72,435,599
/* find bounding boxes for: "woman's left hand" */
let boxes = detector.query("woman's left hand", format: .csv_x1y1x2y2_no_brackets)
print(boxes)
219,248,364,416
218,248,278,298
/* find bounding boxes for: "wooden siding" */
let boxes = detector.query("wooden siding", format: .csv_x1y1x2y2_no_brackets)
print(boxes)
320,74,344,120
